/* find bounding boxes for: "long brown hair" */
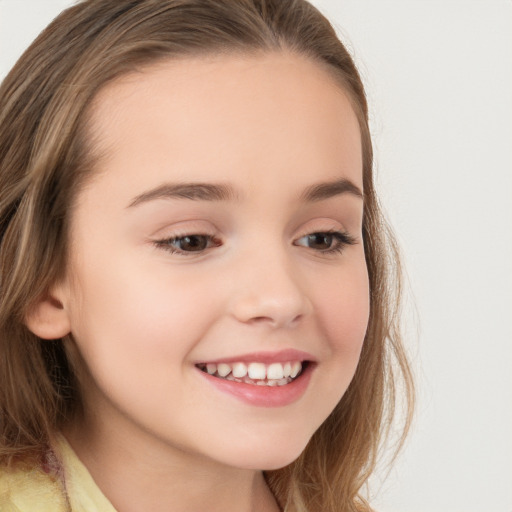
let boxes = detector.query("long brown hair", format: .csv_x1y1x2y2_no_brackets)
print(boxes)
0,1,414,510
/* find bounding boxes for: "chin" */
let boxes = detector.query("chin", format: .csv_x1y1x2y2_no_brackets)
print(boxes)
218,433,312,471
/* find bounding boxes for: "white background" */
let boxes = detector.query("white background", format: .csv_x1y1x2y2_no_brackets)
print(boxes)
1,1,510,511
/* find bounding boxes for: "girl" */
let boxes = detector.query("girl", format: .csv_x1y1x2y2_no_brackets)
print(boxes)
0,1,414,511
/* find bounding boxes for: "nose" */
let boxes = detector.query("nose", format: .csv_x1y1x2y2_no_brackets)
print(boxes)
228,249,313,329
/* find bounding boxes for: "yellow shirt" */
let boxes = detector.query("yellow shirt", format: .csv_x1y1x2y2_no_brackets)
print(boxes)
0,435,117,512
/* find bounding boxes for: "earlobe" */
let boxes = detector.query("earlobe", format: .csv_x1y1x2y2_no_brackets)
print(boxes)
25,290,72,340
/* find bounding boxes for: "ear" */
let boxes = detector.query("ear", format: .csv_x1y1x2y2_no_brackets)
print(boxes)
25,285,71,340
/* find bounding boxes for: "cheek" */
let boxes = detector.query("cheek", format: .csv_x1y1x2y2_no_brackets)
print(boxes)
317,263,370,357
66,260,219,382
65,264,223,427
288,261,369,443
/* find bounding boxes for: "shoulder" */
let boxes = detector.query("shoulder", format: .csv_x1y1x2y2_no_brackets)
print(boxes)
0,466,68,512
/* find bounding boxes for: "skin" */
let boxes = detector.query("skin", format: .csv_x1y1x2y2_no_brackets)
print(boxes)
29,52,369,512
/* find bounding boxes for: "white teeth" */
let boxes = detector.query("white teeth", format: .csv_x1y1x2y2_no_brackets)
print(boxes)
290,361,302,378
232,362,248,378
267,363,285,380
199,360,305,385
217,363,231,377
248,362,266,380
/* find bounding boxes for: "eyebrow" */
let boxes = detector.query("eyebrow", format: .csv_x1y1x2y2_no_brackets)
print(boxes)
127,182,238,207
300,178,363,202
127,177,363,208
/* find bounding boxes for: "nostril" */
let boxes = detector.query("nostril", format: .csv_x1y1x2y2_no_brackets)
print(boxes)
244,312,305,328
250,316,273,323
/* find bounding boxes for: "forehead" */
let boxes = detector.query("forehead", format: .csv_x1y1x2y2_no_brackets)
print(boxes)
84,51,363,197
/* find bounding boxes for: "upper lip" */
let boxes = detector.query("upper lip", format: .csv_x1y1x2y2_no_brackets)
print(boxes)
195,349,315,365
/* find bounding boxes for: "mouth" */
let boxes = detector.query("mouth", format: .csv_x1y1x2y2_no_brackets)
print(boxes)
195,360,308,387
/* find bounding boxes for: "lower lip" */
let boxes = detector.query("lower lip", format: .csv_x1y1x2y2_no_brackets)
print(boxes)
197,363,314,408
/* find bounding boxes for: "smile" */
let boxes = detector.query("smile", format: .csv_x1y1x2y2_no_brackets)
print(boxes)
195,361,305,387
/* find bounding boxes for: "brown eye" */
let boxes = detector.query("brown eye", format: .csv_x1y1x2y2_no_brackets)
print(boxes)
294,231,356,254
306,233,335,250
175,235,209,252
155,234,220,254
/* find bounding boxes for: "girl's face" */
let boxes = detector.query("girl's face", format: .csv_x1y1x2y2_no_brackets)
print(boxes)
58,52,369,471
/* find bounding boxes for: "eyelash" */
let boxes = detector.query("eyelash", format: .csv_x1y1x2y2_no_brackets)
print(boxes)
153,234,222,255
153,230,356,256
294,230,357,255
